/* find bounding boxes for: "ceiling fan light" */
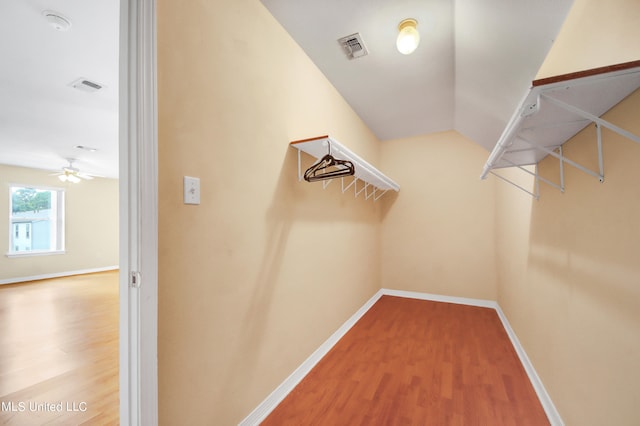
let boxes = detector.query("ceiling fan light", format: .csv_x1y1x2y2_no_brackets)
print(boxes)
58,174,68,182
396,19,420,55
67,174,81,183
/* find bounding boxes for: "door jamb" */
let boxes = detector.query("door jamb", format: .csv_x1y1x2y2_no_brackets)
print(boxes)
119,0,158,424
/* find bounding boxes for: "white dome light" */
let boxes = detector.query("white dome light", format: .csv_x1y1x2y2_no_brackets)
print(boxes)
396,19,420,55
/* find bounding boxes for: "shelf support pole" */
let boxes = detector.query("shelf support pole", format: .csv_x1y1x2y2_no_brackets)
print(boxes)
365,184,375,200
534,164,540,198
541,93,640,145
341,176,358,194
297,149,302,182
501,158,563,192
559,146,565,192
518,136,603,182
489,171,539,200
596,124,605,181
374,190,388,201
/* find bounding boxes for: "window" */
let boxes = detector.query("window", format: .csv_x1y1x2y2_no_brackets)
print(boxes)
8,185,65,256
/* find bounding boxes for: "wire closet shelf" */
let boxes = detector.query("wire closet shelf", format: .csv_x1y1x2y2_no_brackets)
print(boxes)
290,135,400,202
481,61,640,199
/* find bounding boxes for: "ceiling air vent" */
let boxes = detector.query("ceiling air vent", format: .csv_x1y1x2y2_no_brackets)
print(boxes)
69,78,104,93
338,33,368,60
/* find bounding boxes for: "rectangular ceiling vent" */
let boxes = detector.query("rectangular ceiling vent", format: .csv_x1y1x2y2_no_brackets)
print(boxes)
338,33,368,60
69,77,104,93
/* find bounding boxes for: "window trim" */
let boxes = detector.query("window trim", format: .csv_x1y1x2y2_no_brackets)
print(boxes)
7,183,66,257
5,249,66,258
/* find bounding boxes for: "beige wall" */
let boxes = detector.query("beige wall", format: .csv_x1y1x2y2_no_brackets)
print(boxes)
380,131,497,300
0,164,119,281
496,89,640,426
156,0,640,424
157,0,383,423
537,0,640,78
497,1,640,424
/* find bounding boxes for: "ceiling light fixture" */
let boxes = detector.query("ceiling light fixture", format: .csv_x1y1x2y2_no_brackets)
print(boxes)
396,18,420,55
58,172,81,183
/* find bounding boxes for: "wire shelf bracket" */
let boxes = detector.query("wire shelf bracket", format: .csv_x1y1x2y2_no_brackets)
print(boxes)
481,61,640,198
291,135,400,202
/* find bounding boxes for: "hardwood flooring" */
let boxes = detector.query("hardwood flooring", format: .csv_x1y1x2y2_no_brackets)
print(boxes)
263,295,549,425
0,271,119,425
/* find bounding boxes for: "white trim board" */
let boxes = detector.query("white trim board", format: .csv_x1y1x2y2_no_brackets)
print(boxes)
381,288,497,308
239,288,564,426
0,265,119,285
494,304,564,426
239,288,386,425
119,0,159,423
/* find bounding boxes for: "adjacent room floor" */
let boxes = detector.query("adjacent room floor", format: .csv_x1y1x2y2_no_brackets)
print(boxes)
263,295,549,425
0,271,119,425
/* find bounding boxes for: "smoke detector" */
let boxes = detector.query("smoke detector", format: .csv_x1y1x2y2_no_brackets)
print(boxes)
43,10,72,31
338,33,368,60
69,78,104,93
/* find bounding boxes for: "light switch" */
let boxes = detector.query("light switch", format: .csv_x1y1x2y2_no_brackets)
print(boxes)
183,176,200,205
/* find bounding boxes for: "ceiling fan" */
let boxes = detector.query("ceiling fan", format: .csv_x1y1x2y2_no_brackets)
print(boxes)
51,159,95,183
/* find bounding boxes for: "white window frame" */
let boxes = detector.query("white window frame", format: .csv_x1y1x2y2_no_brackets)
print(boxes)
7,184,65,258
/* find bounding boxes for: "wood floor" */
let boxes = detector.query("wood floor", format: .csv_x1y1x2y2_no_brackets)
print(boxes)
263,295,549,426
0,271,119,425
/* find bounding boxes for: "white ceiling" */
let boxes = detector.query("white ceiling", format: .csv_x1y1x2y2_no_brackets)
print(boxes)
1,0,574,180
0,0,119,179
261,0,574,149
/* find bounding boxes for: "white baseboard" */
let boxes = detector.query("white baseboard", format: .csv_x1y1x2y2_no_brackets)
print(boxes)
239,289,385,426
381,288,498,309
494,305,564,426
239,289,563,426
0,266,119,285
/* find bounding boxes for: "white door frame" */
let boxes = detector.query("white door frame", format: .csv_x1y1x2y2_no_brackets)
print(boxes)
119,0,158,424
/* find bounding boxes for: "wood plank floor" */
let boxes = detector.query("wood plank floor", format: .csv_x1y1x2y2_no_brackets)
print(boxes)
263,295,549,425
0,271,119,425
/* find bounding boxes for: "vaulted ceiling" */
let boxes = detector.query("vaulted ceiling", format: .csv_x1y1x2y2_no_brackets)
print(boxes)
0,0,574,179
261,0,574,149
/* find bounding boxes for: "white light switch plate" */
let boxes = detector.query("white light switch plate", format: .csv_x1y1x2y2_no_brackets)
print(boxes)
183,176,200,205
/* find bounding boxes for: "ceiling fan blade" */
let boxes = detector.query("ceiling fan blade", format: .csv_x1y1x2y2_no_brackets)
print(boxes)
76,172,94,180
